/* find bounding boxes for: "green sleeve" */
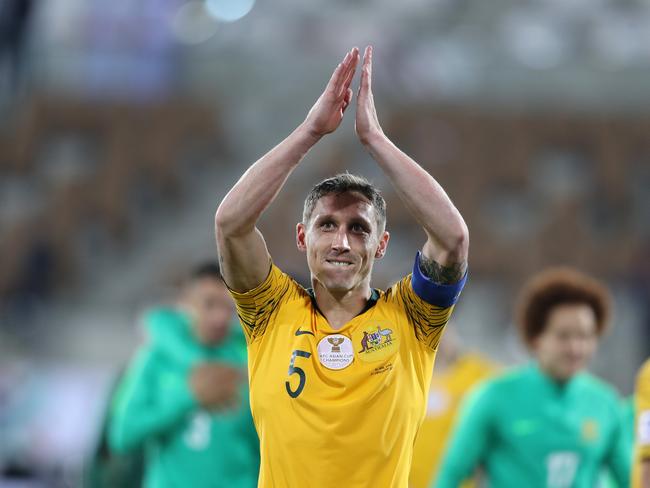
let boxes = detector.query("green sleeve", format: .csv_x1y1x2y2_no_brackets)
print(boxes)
603,399,632,487
433,382,496,488
145,309,201,370
245,407,260,474
108,346,197,453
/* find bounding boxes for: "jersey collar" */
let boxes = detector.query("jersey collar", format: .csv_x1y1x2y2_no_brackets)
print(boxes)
305,287,380,317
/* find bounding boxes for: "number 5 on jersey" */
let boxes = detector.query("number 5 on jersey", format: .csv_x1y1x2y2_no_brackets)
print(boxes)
286,350,311,398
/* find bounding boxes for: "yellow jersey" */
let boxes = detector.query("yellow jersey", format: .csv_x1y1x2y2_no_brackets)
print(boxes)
409,353,496,488
229,256,465,487
633,358,650,488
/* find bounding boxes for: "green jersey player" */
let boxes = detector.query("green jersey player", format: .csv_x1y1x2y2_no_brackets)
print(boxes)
435,267,630,488
108,262,259,488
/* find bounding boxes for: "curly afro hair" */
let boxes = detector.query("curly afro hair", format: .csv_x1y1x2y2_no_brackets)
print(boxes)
515,267,612,348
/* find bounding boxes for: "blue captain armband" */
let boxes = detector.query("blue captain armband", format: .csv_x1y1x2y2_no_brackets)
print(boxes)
411,251,467,308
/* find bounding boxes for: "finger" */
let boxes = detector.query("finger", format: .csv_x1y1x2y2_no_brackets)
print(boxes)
328,50,352,91
361,45,372,91
345,87,353,105
339,48,359,97
341,88,353,112
338,48,359,98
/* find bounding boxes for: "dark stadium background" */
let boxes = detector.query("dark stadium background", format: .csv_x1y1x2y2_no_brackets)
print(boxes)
0,0,648,486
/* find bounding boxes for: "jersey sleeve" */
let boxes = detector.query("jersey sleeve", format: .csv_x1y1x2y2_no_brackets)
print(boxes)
227,262,296,344
108,347,197,453
434,381,496,487
390,252,467,350
603,398,632,487
636,359,650,460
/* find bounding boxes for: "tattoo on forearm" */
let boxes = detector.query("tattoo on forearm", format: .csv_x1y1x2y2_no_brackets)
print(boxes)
418,254,466,285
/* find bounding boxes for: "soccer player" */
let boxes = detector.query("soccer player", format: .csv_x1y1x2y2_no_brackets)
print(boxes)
108,262,260,488
409,328,497,488
434,267,630,488
633,358,650,488
215,46,469,487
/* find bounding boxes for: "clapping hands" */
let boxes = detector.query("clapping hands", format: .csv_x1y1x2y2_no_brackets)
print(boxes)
303,46,383,146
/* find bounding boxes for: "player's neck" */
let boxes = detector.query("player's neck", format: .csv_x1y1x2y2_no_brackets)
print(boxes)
313,281,373,330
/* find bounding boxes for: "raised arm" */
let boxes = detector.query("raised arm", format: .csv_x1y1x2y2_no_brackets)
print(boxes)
215,48,360,292
355,46,468,284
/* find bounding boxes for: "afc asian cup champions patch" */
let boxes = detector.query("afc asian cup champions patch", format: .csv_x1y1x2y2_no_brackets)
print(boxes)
317,334,354,370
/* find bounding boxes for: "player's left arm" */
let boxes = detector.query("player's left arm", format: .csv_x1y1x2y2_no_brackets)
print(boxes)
603,400,632,487
355,46,468,287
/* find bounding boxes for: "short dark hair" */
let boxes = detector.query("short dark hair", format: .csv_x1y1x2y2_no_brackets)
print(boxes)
515,267,612,348
188,261,223,283
302,173,387,232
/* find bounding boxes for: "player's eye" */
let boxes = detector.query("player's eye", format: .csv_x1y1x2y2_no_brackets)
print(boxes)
320,221,335,231
351,223,369,233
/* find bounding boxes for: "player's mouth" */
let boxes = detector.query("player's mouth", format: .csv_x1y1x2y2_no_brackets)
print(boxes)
325,259,353,267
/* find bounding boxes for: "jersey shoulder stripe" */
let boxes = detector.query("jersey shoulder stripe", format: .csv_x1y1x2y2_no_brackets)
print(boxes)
227,262,304,343
388,274,456,350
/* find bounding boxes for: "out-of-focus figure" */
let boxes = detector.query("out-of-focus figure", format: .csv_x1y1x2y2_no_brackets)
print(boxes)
409,328,497,488
435,267,630,488
85,369,145,488
633,358,650,488
107,262,260,488
0,0,33,104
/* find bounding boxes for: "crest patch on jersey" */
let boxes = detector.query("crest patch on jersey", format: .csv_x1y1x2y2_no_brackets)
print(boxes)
354,323,399,363
581,419,599,443
317,334,354,370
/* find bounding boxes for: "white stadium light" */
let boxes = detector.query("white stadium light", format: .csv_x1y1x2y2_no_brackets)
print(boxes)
205,0,256,23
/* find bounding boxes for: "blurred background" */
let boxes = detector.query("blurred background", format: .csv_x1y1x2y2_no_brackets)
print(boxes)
0,0,649,485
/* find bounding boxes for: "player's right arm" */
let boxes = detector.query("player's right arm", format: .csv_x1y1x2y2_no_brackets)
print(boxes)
433,382,495,488
108,348,240,453
215,48,360,292
108,347,197,453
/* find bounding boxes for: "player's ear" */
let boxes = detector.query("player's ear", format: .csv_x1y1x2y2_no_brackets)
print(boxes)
374,230,389,259
296,222,307,252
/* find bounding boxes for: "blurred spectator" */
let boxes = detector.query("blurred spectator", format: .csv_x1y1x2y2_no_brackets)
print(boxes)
108,262,259,488
84,368,145,488
0,0,33,103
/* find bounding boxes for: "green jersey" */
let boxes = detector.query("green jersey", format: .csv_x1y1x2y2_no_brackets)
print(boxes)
109,308,259,488
434,363,630,488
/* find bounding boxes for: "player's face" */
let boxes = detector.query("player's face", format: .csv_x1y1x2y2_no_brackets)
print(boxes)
533,303,598,381
183,278,235,345
296,192,389,295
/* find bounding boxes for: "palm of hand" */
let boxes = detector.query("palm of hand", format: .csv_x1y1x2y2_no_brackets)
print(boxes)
307,93,347,135
355,46,382,144
304,48,358,137
304,46,381,142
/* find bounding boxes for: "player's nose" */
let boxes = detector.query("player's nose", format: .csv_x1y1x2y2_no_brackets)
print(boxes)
331,228,351,251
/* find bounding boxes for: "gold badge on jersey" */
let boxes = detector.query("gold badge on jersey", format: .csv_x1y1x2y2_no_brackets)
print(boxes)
581,419,599,443
354,323,399,363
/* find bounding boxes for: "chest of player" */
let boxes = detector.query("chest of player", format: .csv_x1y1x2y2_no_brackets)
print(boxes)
247,300,428,421
497,388,615,458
